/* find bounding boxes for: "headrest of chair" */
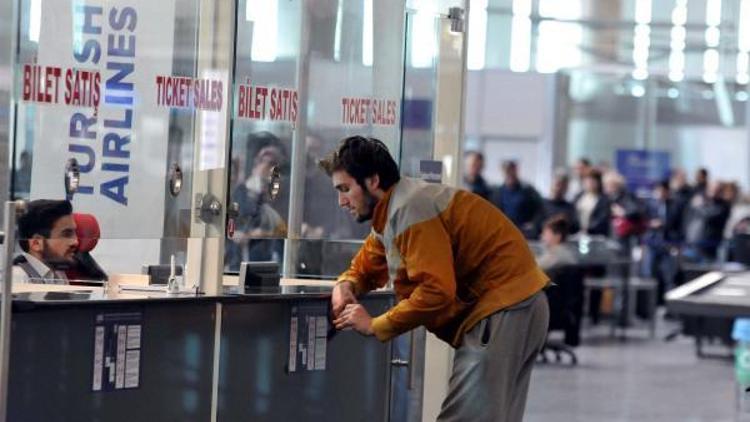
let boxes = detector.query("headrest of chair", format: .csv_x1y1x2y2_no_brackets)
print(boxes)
73,213,100,253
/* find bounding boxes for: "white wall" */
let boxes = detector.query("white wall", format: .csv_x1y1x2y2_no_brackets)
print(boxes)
464,69,560,194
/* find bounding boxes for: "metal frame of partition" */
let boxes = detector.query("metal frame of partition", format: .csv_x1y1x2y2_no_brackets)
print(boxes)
0,200,22,422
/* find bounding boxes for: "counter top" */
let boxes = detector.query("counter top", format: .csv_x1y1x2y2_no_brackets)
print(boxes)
666,271,750,318
9,282,392,310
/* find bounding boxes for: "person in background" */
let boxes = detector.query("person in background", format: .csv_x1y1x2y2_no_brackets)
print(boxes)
568,157,592,200
644,180,683,302
226,133,288,270
322,136,549,422
693,167,709,199
603,171,646,249
683,181,731,262
573,169,611,236
13,199,78,284
462,151,491,200
538,214,578,271
537,171,579,236
15,151,32,195
670,168,694,207
724,183,750,240
490,160,544,238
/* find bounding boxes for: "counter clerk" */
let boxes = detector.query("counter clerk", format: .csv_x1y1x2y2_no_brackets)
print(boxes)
13,199,78,284
321,136,550,422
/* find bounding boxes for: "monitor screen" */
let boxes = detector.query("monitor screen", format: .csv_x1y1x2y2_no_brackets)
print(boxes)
239,261,280,289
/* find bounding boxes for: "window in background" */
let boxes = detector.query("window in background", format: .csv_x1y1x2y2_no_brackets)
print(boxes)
411,0,437,68
535,0,582,73
510,0,531,72
362,0,373,66
737,0,750,84
29,0,40,43
632,0,651,80
467,0,487,70
702,0,721,83
246,0,278,62
668,0,688,82
334,0,343,61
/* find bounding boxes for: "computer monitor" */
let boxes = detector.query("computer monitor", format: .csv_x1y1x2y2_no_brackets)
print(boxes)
239,261,280,289
142,264,183,285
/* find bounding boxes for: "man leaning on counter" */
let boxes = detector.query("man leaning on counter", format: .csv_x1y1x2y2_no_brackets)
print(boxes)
322,136,550,422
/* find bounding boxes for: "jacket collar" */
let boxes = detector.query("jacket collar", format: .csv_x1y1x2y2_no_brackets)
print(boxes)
371,182,398,234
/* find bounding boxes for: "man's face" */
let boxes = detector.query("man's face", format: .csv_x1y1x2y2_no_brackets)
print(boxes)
503,163,518,184
464,154,482,178
332,170,377,223
575,161,590,178
551,178,568,199
541,227,561,247
696,170,708,185
36,215,78,265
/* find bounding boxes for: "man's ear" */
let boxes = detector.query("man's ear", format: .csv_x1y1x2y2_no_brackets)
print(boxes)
28,234,44,254
364,174,380,193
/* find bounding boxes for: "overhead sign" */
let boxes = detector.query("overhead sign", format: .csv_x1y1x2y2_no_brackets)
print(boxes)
616,149,671,198
236,80,298,124
341,97,398,126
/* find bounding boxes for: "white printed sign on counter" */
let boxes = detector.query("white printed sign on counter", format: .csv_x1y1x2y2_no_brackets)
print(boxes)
92,311,143,392
287,303,330,373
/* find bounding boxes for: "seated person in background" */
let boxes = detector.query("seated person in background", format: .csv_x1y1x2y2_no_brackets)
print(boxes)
536,171,580,236
13,199,78,284
538,215,578,271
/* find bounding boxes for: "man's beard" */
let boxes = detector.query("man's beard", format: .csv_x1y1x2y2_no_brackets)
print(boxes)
355,191,378,223
41,240,74,270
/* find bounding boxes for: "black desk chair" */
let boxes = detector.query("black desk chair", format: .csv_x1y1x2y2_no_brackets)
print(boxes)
539,265,585,365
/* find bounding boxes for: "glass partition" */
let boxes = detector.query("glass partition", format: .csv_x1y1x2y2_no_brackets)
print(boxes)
10,0,232,285
10,0,465,285
225,0,301,272
227,0,410,279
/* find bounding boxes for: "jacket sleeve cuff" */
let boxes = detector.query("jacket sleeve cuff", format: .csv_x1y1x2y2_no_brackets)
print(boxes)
336,277,365,296
370,313,403,342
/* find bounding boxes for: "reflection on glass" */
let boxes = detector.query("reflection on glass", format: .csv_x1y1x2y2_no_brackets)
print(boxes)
14,151,32,197
226,132,288,269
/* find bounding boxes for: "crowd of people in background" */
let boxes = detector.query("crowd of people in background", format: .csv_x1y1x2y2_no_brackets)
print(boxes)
463,151,750,301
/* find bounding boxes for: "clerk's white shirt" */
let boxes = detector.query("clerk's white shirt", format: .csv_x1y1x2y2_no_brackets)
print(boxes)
12,252,69,284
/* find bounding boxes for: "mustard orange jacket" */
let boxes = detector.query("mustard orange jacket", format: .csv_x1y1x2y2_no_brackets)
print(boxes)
338,177,549,347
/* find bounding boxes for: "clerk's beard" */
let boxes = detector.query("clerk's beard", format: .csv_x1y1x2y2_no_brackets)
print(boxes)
41,240,74,270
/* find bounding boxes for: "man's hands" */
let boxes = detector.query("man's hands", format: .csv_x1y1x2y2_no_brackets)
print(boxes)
333,304,374,336
331,281,357,317
331,282,373,336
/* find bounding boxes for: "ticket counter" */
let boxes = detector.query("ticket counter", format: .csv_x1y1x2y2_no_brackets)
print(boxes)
7,286,410,421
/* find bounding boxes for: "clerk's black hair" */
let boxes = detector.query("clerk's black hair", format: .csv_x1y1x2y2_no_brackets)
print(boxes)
17,199,73,252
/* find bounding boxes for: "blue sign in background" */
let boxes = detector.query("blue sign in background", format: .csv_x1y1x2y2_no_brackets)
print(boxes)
616,149,671,198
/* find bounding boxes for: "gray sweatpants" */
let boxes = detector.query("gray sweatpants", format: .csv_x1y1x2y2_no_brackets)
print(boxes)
437,290,549,422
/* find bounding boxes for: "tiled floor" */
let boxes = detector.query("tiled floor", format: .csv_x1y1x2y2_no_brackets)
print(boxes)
525,315,736,422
